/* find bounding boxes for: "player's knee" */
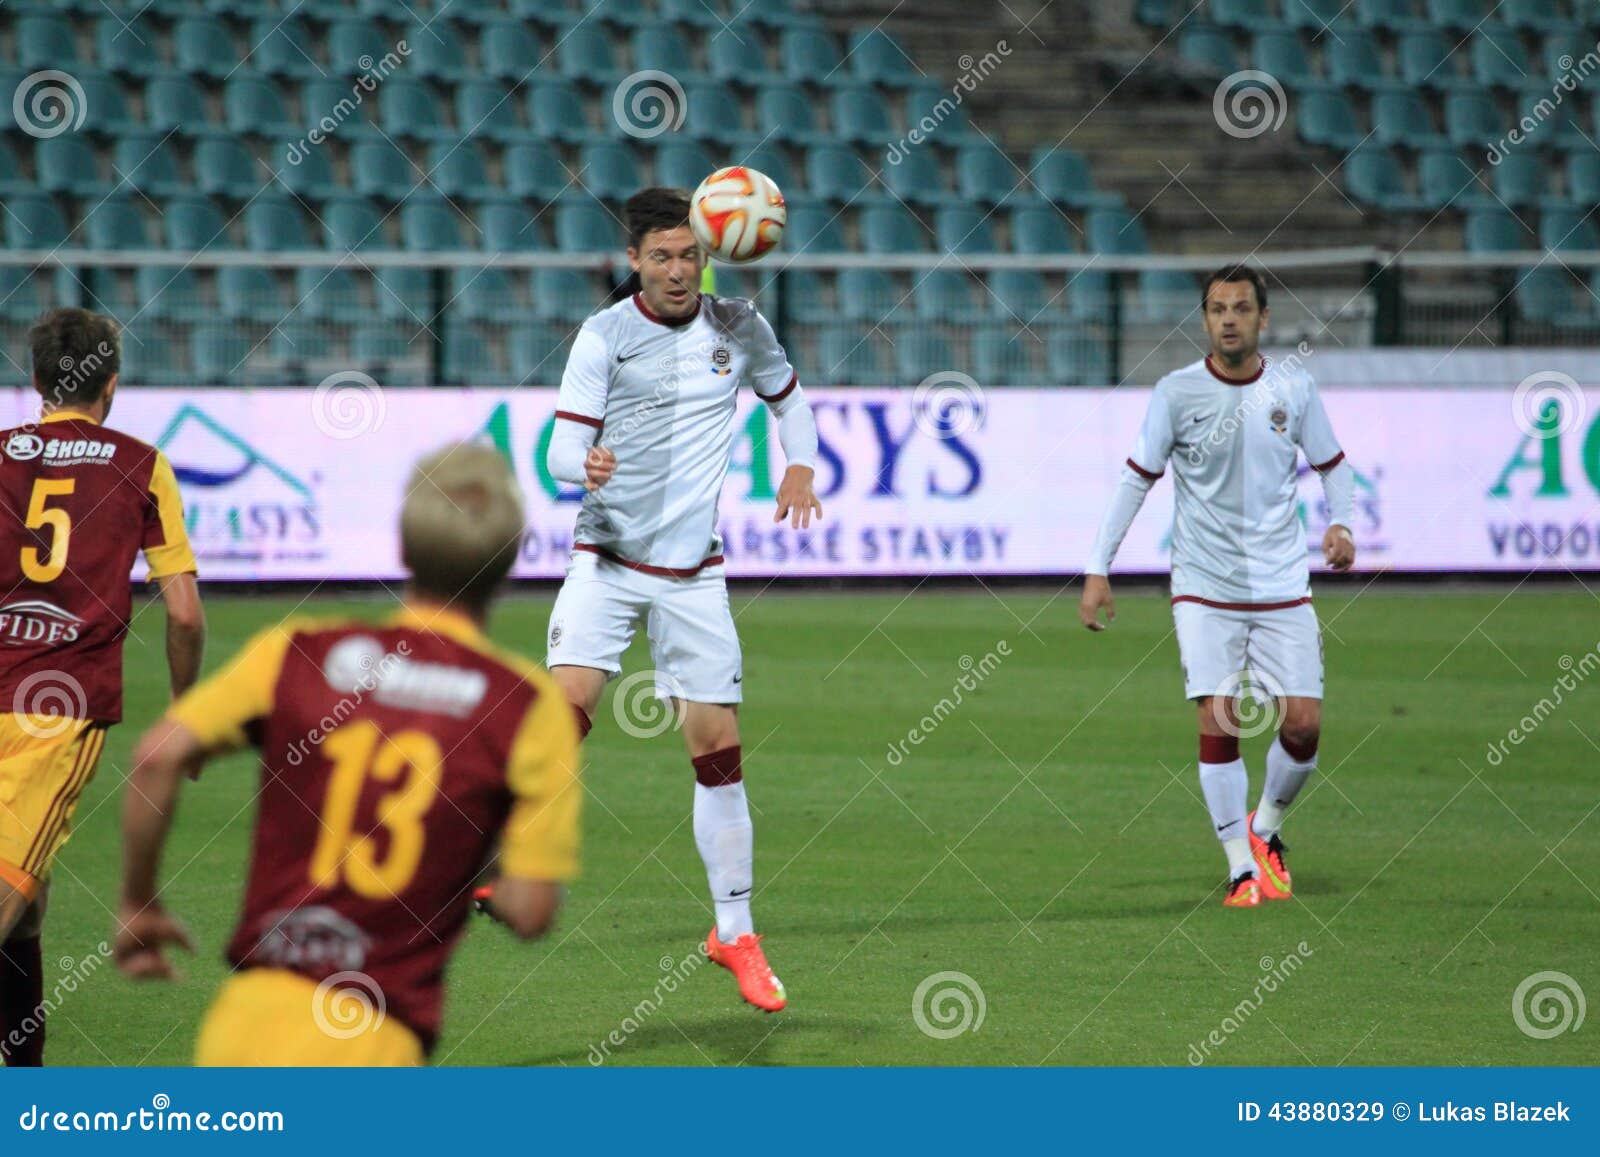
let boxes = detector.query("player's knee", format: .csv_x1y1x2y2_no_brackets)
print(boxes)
1278,719,1320,760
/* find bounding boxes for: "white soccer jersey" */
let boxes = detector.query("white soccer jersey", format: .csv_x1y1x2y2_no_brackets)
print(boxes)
554,292,798,573
1125,355,1345,605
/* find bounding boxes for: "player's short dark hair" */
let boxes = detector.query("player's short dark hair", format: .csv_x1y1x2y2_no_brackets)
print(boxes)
1201,264,1268,311
29,307,122,406
624,186,692,250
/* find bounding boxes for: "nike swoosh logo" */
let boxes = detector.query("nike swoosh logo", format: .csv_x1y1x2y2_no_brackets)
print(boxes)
616,351,643,364
727,887,751,898
1193,414,1213,424
732,673,742,683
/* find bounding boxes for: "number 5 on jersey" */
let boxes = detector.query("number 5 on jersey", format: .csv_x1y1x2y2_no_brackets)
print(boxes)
21,477,75,583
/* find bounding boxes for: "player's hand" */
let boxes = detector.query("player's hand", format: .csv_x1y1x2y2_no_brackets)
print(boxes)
584,446,617,492
1079,574,1116,631
775,465,822,529
114,902,194,981
1322,525,1355,571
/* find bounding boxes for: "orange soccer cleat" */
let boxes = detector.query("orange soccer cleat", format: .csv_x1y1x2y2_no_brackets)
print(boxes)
705,926,787,1012
1247,812,1292,900
1223,872,1261,908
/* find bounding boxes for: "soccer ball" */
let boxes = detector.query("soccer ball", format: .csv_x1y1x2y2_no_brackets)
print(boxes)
689,167,787,264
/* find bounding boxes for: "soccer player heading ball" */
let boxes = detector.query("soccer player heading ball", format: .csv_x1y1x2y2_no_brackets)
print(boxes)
117,444,581,1065
1080,265,1357,909
533,186,822,1011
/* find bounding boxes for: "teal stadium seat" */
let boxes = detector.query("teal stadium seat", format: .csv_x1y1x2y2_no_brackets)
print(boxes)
507,0,573,29
1297,90,1365,150
174,18,235,80
1504,0,1574,33
710,24,779,86
505,141,570,201
1444,92,1504,148
836,269,897,322
1426,0,1483,33
1135,0,1183,26
428,142,497,203
1399,31,1473,91
251,18,322,79
895,335,955,385
37,137,101,198
1372,91,1448,150
295,268,367,322
630,25,690,73
1517,82,1585,150
1031,146,1121,210
1515,266,1590,326
96,17,157,77
1472,25,1532,90
579,0,646,29
218,267,289,323
532,269,600,323
443,323,502,385
1253,33,1316,87
882,149,950,207
848,28,918,86
555,203,616,251
816,329,889,387
1464,210,1529,251
1087,207,1148,253
225,78,298,138
1178,28,1236,75
164,194,233,250
85,198,149,249
684,84,750,145
1011,203,1077,253
1417,149,1479,209
781,27,844,79
148,76,220,137
956,145,1017,204
1355,0,1425,34
912,270,974,321
480,203,545,250
742,145,795,194
19,16,80,71
78,71,140,137
351,141,418,201
1344,147,1430,212
0,139,26,199
783,206,845,252
905,80,980,147
191,327,257,385
974,328,1046,387
1211,0,1274,31
195,138,261,199
382,81,453,141
304,79,379,139
481,19,543,82
323,195,387,250
988,270,1050,322
1567,153,1600,207
1325,32,1387,91
558,24,619,83
245,197,313,250
1136,270,1199,323
529,82,591,143
659,0,725,26
935,206,996,253
1284,0,1344,31
511,327,569,383
578,141,641,201
401,200,469,250
457,82,525,142
1048,328,1112,385
116,135,187,198
1493,153,1547,211
859,205,927,253
656,141,717,191
757,85,825,146
410,20,471,81
832,87,893,146
807,145,874,203
1541,208,1600,251
454,268,525,324
374,269,432,322
328,20,389,76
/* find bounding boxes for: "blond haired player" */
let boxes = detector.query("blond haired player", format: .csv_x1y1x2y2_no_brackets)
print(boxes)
1080,265,1356,908
116,444,581,1065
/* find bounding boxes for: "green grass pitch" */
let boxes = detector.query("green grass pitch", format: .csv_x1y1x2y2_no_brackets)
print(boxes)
34,583,1600,1066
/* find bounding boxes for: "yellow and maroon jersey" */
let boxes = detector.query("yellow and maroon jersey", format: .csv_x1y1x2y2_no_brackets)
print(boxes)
0,410,196,723
168,605,581,1053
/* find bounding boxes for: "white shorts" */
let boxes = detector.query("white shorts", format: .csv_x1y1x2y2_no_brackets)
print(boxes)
1172,599,1324,701
546,550,742,704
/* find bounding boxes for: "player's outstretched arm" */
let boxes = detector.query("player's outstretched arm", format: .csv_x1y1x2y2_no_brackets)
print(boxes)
485,877,565,940
157,571,205,698
116,717,204,980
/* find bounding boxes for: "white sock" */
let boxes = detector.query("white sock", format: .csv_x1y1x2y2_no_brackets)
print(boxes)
1199,759,1255,878
694,782,754,940
1253,737,1317,840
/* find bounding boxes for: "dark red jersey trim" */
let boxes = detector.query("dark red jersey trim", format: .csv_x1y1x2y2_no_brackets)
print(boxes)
1126,457,1163,480
1172,595,1312,611
1204,354,1267,385
1312,450,1345,472
757,372,799,404
555,410,603,429
575,543,724,577
632,292,701,328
